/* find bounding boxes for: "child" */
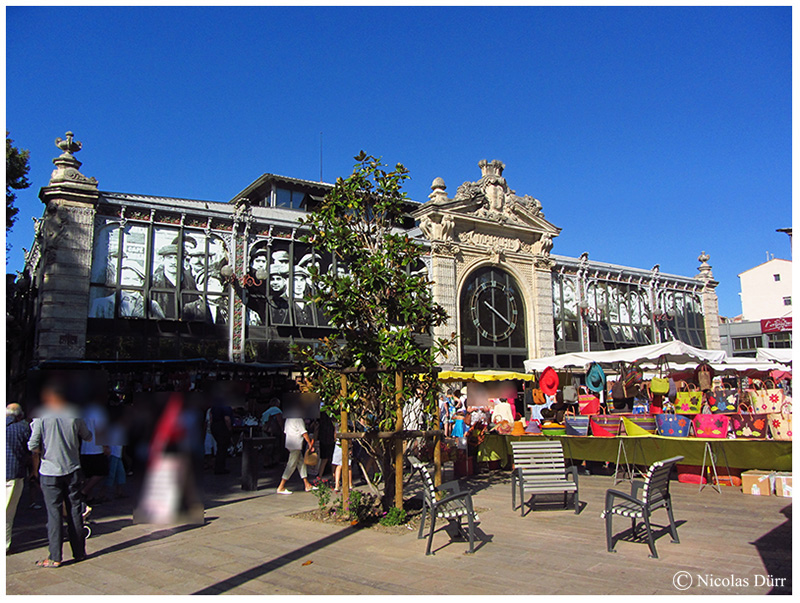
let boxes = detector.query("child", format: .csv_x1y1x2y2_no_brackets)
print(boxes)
331,441,352,492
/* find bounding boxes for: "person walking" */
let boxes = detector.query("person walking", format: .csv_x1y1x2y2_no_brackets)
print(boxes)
7,403,31,553
316,412,335,479
276,417,316,494
209,399,233,475
28,381,92,568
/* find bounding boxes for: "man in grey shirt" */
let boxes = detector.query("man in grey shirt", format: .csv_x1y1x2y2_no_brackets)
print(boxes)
28,381,92,568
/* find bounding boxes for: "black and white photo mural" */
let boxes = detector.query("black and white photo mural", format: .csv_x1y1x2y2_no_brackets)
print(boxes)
244,237,333,332
88,218,229,323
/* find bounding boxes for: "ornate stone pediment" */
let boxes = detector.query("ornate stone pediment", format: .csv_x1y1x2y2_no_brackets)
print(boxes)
413,159,561,257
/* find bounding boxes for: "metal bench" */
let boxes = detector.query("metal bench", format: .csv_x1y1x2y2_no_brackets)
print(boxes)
602,455,683,559
510,440,580,516
409,456,479,555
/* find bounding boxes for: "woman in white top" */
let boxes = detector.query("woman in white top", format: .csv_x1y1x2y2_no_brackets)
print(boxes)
277,417,316,494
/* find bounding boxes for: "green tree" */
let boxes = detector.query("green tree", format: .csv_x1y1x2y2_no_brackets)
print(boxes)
6,132,31,232
293,152,454,509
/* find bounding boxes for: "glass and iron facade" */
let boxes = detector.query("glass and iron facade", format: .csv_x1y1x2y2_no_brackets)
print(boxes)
19,156,720,369
550,255,707,355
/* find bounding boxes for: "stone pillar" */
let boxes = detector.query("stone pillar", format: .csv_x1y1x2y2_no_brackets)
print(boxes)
695,252,722,350
35,132,100,360
430,249,459,369
532,257,556,358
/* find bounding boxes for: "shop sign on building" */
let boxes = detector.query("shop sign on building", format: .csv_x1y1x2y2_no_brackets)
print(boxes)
761,317,792,333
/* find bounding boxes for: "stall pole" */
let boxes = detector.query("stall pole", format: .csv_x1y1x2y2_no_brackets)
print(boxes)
394,371,404,509
340,373,350,509
433,431,442,488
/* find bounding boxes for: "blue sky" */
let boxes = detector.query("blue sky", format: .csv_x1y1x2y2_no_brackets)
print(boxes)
6,6,791,318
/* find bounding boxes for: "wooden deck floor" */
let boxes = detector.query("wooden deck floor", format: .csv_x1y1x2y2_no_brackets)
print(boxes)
6,463,792,595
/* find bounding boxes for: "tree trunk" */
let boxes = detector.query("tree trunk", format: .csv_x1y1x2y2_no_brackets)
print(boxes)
380,442,397,511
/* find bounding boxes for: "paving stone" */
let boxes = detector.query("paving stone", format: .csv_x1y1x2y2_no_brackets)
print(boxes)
5,468,792,595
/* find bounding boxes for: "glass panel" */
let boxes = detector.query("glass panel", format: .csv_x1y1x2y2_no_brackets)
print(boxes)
246,242,269,326
275,188,292,208
293,243,316,326
88,287,115,318
151,228,181,282
91,223,121,285
118,289,149,319
268,242,291,325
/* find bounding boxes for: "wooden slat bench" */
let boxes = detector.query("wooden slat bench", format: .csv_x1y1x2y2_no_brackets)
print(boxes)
510,440,580,516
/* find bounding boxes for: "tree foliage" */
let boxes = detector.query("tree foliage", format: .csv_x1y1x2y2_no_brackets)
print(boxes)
292,152,454,507
6,132,31,232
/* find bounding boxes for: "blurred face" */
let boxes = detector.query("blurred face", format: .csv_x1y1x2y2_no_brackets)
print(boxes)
41,386,67,411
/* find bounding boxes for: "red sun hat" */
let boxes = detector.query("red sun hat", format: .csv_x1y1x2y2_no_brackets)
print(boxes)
539,366,559,397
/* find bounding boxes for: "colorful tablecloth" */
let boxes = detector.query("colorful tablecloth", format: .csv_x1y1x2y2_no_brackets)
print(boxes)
478,434,792,471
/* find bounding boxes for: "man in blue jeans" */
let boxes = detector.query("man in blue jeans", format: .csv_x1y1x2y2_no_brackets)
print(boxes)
28,381,92,568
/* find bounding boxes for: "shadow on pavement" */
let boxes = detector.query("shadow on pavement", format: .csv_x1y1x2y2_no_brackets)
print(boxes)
192,525,357,594
751,504,792,595
88,517,216,558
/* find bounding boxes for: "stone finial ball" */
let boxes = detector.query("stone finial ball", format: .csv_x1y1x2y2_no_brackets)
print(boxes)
431,177,446,191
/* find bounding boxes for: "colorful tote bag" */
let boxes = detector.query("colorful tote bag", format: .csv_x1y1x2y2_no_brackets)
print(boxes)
564,414,590,436
655,414,691,437
730,412,768,439
675,382,702,414
590,414,623,437
650,357,670,395
626,413,657,434
696,362,714,391
768,401,792,441
578,386,601,415
710,388,738,414
692,414,730,438
749,380,784,414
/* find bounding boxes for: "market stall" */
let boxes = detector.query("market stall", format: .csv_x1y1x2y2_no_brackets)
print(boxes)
465,342,795,484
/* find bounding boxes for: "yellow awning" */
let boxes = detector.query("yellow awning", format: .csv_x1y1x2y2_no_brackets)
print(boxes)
438,369,535,382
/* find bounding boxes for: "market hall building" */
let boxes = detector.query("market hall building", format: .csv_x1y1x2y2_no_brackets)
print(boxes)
10,132,722,387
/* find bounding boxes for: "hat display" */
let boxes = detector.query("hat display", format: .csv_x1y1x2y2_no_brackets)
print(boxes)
510,420,527,437
539,366,559,397
586,362,607,394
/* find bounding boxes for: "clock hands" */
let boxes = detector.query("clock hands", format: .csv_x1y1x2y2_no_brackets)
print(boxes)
483,300,511,327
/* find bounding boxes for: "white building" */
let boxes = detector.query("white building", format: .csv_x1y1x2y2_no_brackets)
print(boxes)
720,255,792,357
739,258,792,321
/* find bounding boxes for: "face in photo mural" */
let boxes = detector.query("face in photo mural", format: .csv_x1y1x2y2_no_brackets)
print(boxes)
268,247,291,325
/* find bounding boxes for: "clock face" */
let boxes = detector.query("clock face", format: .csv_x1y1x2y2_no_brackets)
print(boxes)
470,280,519,342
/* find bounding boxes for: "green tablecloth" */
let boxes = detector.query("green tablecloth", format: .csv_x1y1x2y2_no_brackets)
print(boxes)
477,434,792,471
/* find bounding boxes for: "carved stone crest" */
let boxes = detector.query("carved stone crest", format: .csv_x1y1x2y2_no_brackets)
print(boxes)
431,240,460,257
419,214,455,241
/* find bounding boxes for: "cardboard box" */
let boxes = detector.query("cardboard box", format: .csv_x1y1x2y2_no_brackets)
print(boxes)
741,470,773,496
774,472,793,498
